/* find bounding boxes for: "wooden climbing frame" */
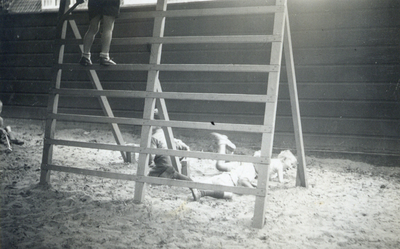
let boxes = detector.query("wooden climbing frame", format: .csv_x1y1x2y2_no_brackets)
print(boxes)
40,0,307,229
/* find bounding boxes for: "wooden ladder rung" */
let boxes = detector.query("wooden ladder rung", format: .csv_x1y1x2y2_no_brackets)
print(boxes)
119,6,284,20
59,35,282,45
59,63,280,72
51,88,277,103
117,35,282,44
42,164,266,196
50,113,272,133
46,138,270,164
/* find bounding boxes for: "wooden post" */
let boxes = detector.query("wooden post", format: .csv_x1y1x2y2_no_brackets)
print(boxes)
40,0,70,185
252,0,286,229
283,9,308,187
134,0,168,203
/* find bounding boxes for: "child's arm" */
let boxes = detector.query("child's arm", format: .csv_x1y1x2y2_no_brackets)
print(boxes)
174,139,190,151
0,127,12,151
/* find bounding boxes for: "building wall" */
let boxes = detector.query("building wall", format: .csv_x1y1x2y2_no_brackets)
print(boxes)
1,0,399,159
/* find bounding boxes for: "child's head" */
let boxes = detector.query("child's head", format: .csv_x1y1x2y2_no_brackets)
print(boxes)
278,150,297,170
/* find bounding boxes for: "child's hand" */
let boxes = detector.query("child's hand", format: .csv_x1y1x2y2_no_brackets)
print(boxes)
175,139,190,151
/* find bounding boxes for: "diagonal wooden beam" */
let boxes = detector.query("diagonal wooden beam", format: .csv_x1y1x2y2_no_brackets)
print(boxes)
154,80,181,173
283,8,308,188
68,19,130,162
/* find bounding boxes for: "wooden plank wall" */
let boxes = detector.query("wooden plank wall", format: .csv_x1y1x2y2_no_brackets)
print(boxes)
0,0,399,160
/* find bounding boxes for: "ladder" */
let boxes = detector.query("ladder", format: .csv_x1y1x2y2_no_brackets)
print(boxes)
40,0,307,229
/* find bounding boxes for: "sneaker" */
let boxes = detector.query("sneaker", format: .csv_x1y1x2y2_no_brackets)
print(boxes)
190,188,202,201
211,132,236,150
79,56,92,66
100,57,116,66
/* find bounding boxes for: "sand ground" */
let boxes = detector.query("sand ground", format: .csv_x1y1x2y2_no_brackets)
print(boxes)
1,119,400,249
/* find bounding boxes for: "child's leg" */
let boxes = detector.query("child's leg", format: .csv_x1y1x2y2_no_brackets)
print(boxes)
157,166,202,201
155,165,192,181
100,15,116,59
171,171,192,181
211,133,238,172
192,190,233,200
8,131,24,145
82,15,101,58
0,128,12,152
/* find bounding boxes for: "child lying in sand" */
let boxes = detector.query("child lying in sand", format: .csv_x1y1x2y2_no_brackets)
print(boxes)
142,112,296,201
0,100,24,152
191,133,297,201
145,125,202,200
147,126,191,181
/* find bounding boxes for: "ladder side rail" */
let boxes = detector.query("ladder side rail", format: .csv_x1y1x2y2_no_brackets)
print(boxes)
134,0,168,203
252,0,287,229
40,0,70,185
283,10,308,187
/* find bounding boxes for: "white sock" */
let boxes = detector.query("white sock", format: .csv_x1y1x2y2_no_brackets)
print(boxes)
100,52,109,59
82,52,90,59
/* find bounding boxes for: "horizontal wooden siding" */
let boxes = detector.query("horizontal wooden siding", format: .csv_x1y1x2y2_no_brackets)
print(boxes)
0,0,399,158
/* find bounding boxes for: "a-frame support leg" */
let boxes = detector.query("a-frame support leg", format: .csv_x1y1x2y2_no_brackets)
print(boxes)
155,79,181,173
283,10,308,187
87,69,131,162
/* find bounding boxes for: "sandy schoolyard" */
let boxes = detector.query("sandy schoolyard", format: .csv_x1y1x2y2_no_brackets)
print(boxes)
1,119,400,248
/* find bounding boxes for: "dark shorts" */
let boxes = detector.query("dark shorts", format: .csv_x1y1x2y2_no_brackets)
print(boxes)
88,0,121,20
148,166,177,179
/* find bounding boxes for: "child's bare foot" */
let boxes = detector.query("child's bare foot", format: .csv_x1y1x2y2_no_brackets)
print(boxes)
211,132,236,151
